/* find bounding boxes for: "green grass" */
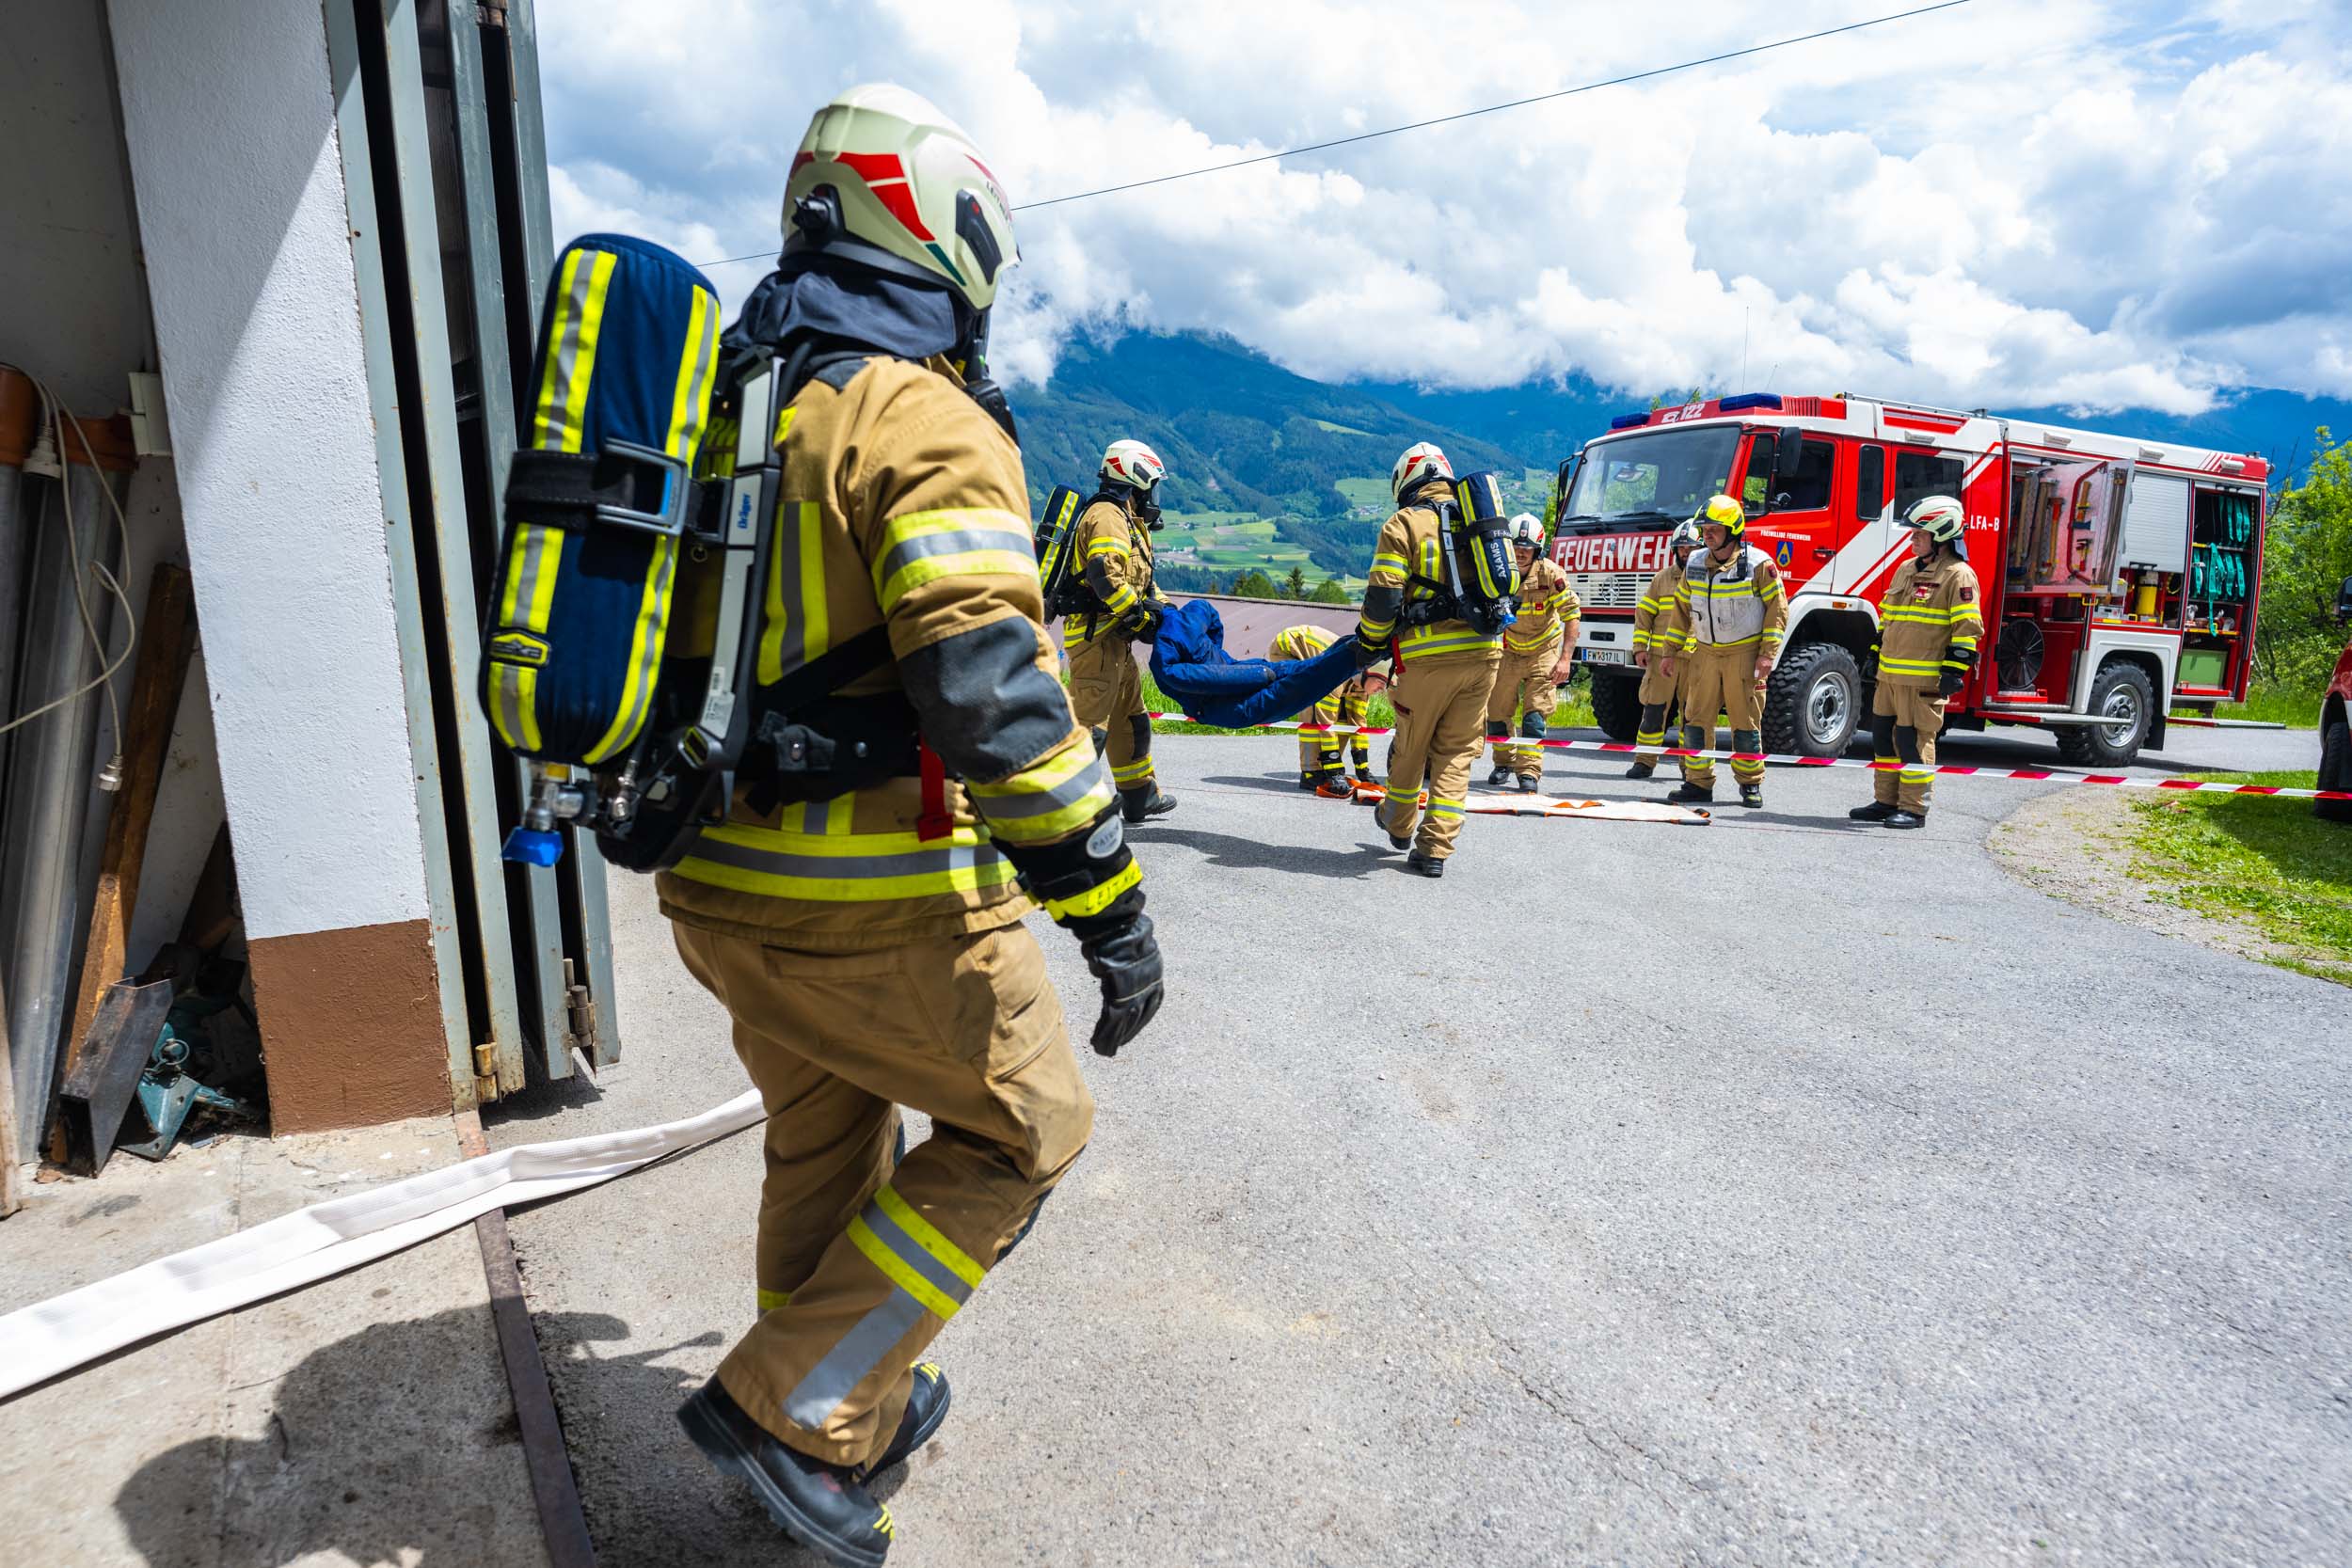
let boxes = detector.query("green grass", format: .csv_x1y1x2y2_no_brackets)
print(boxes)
2170,682,2328,729
1334,476,1390,511
1310,418,1374,436
2126,768,2352,986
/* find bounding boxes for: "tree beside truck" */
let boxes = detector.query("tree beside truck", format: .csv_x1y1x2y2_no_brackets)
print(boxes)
1551,393,2271,767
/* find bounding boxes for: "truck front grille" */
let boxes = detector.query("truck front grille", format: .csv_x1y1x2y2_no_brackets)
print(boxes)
1567,572,1645,611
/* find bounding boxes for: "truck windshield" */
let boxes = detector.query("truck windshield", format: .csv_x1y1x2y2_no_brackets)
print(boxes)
1559,426,1740,528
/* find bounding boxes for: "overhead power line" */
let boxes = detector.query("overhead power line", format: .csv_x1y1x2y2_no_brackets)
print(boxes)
692,0,1971,268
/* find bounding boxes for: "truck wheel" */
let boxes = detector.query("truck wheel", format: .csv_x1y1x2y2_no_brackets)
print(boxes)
1763,641,1864,757
2055,660,2155,767
1589,668,1644,743
2318,717,2352,824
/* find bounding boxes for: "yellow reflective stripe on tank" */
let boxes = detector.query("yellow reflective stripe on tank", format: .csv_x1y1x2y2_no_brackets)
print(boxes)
758,500,830,686
1042,856,1143,922
968,745,1115,843
871,508,1034,614
582,534,676,763
664,285,722,462
672,823,1015,902
532,247,618,453
486,661,541,752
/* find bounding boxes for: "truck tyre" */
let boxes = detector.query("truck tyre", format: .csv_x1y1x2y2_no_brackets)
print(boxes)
1589,668,1644,743
2317,716,2352,824
2055,660,2155,767
1763,641,1864,758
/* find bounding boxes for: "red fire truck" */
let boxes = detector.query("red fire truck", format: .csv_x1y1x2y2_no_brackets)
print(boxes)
1551,393,2270,765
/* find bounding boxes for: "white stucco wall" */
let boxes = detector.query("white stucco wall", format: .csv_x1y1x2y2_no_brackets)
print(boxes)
106,0,431,942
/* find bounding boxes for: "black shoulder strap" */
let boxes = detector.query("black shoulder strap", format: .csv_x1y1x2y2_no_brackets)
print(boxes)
771,625,893,711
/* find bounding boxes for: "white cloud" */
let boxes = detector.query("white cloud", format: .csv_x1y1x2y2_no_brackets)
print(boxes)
535,0,2352,412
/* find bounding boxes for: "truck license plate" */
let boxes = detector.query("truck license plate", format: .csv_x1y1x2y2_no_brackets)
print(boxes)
1579,647,1629,666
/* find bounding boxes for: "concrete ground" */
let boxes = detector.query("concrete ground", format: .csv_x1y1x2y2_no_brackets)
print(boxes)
0,1116,548,1568
490,718,2351,1568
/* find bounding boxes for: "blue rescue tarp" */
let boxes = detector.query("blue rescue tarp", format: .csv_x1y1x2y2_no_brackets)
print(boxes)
1146,600,1364,729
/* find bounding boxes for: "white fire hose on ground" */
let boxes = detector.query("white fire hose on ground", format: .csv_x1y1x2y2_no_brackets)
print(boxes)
0,1090,764,1400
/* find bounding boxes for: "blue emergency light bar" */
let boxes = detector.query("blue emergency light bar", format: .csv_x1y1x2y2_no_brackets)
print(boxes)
1717,393,1784,412
1609,413,1648,430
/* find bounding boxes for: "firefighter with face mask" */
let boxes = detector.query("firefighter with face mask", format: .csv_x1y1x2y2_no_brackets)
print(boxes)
663,87,1163,1568
1269,623,1377,793
1352,441,1502,877
1626,517,1703,779
1851,495,1983,829
1064,439,1178,823
1662,493,1786,808
1485,514,1580,792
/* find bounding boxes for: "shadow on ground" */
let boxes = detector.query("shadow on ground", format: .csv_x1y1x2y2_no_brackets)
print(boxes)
1145,821,1397,879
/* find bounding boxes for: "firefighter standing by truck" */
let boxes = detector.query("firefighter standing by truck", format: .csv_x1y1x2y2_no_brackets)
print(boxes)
661,86,1164,1568
1851,495,1983,830
1353,441,1502,877
1270,623,1378,793
1485,514,1581,792
1626,517,1703,780
1662,494,1786,809
1065,440,1178,823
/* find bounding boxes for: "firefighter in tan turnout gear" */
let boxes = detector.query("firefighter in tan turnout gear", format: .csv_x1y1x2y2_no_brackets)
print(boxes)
1353,441,1502,877
1851,495,1984,830
1065,440,1178,823
1270,623,1377,793
1663,493,1787,809
1484,515,1581,793
663,87,1163,1568
1626,517,1703,780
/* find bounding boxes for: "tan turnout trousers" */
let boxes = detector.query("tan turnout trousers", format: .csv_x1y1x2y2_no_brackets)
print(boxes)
1067,635,1154,793
674,920,1094,1467
1872,683,1946,812
1677,644,1766,790
1635,656,1685,773
1485,641,1561,780
1380,657,1499,859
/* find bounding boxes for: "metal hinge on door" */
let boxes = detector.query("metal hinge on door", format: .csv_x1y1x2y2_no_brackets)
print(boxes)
470,1041,500,1102
563,958,598,1060
477,3,509,27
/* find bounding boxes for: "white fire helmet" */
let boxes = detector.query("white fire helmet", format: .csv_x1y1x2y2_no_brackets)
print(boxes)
1669,518,1704,557
1906,494,1966,546
1099,439,1166,492
783,84,1019,312
1391,442,1454,501
1508,514,1544,547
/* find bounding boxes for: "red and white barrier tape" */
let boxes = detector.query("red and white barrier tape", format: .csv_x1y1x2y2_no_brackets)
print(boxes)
1142,714,2350,801
1334,778,1709,825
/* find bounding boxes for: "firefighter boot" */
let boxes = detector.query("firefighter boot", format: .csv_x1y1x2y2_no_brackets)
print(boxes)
859,1362,949,1481
678,1380,896,1568
1739,783,1763,809
1883,809,1926,831
1516,774,1540,795
1404,852,1444,878
1666,781,1713,804
1120,784,1176,823
1296,770,1319,792
1848,800,1899,822
1486,766,1511,787
1624,760,1657,780
1353,762,1382,788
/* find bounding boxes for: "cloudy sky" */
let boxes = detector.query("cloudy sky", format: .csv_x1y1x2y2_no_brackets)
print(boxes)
539,0,2352,415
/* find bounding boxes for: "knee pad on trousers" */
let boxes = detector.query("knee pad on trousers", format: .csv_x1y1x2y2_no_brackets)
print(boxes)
1731,729,1760,753
1894,725,1922,765
1129,713,1153,760
1485,720,1510,741
1000,1186,1053,1265
1872,708,1898,760
1639,703,1667,733
1089,726,1108,755
1518,711,1549,740
1679,723,1708,748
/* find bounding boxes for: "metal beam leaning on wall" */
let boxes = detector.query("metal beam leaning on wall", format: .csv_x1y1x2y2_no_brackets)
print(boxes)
437,0,576,1084
367,0,531,1097
323,0,485,1108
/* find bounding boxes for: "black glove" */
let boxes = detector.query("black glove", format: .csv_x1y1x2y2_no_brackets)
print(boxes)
1117,598,1166,641
1938,660,1967,698
1352,633,1387,668
1067,889,1164,1056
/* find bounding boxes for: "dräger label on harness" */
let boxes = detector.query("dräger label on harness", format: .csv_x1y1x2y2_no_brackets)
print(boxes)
488,631,551,667
1555,532,1673,575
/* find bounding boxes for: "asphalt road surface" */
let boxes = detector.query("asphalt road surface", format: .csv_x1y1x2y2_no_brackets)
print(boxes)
492,720,2348,1568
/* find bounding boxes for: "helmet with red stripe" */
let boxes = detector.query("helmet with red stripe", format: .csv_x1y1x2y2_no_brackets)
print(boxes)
784,84,1019,312
1391,442,1454,502
1099,439,1166,492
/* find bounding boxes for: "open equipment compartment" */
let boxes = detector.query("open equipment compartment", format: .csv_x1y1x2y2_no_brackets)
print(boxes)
2181,483,2264,702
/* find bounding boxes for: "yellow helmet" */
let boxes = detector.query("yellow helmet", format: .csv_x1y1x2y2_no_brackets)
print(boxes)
1701,493,1744,537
